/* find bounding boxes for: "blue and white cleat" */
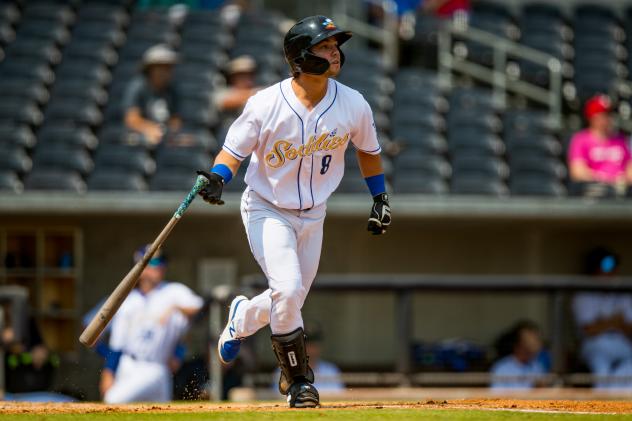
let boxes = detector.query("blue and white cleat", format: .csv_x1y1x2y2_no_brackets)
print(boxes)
218,295,247,365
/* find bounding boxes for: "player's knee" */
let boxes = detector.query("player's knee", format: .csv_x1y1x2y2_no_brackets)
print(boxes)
272,284,305,311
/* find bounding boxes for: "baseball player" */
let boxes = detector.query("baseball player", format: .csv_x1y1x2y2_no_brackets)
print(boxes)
101,246,203,403
196,16,391,407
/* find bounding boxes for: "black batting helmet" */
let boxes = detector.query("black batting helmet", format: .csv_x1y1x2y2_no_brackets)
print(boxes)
283,15,352,75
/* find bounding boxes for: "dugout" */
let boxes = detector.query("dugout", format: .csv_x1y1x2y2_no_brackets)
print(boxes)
2,192,632,398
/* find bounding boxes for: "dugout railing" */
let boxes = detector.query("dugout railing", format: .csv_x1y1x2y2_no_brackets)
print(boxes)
206,274,632,399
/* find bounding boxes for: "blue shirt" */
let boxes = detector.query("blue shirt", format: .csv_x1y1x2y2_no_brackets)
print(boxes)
490,355,547,389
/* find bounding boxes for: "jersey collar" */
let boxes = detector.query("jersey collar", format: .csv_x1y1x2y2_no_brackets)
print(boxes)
281,77,334,118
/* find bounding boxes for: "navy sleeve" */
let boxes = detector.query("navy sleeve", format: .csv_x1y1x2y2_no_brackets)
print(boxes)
104,350,123,372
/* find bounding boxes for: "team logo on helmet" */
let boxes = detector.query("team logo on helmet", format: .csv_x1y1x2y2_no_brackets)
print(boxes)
322,17,336,30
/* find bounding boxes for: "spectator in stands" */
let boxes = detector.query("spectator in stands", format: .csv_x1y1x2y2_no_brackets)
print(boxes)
272,323,344,393
573,247,632,389
123,44,182,146
422,0,471,19
568,95,632,196
490,321,549,390
214,55,260,116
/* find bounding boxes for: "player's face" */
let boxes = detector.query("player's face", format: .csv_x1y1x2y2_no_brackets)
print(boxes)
310,37,341,77
139,264,165,289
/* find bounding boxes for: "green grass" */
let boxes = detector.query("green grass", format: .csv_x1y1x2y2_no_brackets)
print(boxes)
2,410,631,421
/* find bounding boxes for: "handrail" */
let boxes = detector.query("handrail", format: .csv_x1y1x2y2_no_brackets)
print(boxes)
438,19,563,130
333,0,399,70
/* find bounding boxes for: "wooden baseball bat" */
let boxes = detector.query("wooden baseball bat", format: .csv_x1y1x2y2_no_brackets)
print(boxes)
79,175,209,348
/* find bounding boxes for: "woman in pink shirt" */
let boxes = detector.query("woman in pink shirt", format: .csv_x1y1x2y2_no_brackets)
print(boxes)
568,95,632,186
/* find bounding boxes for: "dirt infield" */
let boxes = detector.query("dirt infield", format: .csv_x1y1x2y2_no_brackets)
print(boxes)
2,399,632,415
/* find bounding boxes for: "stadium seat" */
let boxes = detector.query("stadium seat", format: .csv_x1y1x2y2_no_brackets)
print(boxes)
180,42,229,63
447,110,501,133
396,151,452,179
45,100,103,127
37,125,99,150
506,134,562,158
393,176,449,195
17,20,71,45
71,23,126,47
174,65,225,87
22,4,75,26
0,4,20,25
510,156,566,179
510,177,567,197
155,147,210,172
392,129,448,154
451,156,509,180
467,1,519,66
395,68,440,87
392,107,445,132
0,170,23,193
448,131,505,156
0,80,49,105
55,60,111,85
0,60,55,84
63,41,118,66
88,169,148,192
449,87,497,111
393,89,447,113
0,22,15,46
0,124,36,148
503,109,554,135
94,144,155,175
4,38,62,64
77,4,129,27
32,145,94,175
50,80,108,106
182,10,224,27
0,145,32,173
451,176,508,196
99,125,143,145
0,99,43,126
24,168,86,193
149,171,198,192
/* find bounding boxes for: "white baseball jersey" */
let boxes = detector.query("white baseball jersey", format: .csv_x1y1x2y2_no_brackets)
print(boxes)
109,282,203,364
223,77,381,210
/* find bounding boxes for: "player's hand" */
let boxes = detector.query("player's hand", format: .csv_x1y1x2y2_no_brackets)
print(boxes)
196,170,225,205
367,193,391,235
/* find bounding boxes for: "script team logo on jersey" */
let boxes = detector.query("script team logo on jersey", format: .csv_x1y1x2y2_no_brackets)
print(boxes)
265,130,350,169
322,18,336,30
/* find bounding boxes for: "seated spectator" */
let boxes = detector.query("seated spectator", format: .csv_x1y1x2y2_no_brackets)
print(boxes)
490,321,548,390
214,55,260,115
573,247,632,389
123,44,182,146
273,323,344,394
568,95,632,196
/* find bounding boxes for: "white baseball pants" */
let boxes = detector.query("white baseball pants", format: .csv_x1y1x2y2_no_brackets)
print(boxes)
233,187,326,336
103,355,171,403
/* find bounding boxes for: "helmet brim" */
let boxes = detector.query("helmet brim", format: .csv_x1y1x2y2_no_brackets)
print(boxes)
309,29,352,50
